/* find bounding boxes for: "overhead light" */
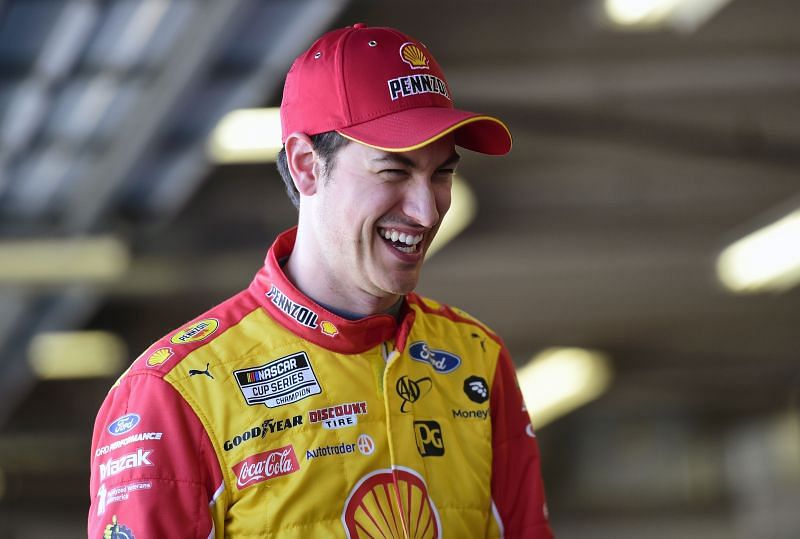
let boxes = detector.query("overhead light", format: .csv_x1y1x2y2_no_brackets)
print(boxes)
207,108,283,163
604,0,732,32
0,236,129,284
426,174,477,258
717,208,800,294
28,331,127,380
517,347,613,428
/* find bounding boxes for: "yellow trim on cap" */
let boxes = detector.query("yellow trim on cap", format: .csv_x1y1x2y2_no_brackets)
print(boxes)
337,115,512,153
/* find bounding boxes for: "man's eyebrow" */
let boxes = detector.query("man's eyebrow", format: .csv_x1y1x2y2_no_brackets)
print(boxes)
371,151,461,169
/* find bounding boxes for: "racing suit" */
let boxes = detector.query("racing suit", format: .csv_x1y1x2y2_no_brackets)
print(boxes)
88,227,553,538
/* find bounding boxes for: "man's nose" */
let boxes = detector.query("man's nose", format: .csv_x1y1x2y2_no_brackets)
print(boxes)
403,177,440,228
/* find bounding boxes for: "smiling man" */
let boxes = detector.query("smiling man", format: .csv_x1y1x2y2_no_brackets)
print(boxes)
89,24,553,538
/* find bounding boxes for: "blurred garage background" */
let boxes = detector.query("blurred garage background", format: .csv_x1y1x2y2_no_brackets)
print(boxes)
0,0,798,537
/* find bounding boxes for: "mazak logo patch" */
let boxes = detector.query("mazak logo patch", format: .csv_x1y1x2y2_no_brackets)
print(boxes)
414,420,445,457
266,285,319,329
170,318,219,344
232,445,300,489
99,448,153,480
387,74,449,101
107,413,140,436
400,42,429,69
234,352,322,408
308,401,367,430
409,341,461,373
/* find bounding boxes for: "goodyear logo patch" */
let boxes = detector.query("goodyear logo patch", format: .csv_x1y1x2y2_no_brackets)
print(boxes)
170,318,219,344
387,74,449,101
409,341,461,373
234,352,322,408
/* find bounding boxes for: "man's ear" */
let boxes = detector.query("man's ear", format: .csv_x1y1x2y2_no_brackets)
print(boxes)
285,132,321,196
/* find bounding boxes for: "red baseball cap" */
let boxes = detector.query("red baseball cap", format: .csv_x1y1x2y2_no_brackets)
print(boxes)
280,23,512,155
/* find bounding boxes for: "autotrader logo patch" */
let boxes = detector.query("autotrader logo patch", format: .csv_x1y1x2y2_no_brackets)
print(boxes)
234,352,322,408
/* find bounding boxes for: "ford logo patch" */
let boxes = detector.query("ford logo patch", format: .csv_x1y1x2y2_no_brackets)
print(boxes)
107,413,141,436
409,341,461,374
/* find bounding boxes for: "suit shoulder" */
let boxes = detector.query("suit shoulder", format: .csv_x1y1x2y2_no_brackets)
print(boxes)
118,287,262,385
407,293,501,344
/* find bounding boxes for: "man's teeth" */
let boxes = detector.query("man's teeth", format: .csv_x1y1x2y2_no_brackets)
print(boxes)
379,228,424,246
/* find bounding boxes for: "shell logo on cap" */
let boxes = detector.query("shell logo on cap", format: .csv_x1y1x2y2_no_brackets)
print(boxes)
146,347,173,367
400,42,429,70
342,466,441,538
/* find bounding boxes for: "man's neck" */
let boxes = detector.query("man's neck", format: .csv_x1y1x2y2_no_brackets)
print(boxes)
283,250,400,318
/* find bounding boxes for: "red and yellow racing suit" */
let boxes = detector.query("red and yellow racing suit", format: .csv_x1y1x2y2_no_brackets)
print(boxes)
88,228,553,538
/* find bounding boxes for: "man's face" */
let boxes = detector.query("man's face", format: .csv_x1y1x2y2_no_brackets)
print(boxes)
307,135,459,305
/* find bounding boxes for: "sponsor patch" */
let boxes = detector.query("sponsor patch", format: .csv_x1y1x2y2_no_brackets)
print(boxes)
342,467,441,538
97,481,152,516
464,375,489,403
399,42,429,69
234,352,322,408
387,74,449,101
103,515,135,539
452,408,489,420
266,285,319,329
232,445,300,489
99,448,153,480
223,415,303,451
107,413,140,436
306,442,356,460
170,318,219,344
95,432,162,457
308,401,367,430
188,363,214,379
414,420,445,457
409,341,461,373
395,376,432,413
320,320,339,337
357,434,375,456
145,347,173,367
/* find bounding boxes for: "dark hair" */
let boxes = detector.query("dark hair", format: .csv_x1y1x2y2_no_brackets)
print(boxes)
276,131,350,209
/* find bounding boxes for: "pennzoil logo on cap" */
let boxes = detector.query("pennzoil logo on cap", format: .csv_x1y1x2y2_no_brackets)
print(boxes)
400,42,429,69
170,318,219,344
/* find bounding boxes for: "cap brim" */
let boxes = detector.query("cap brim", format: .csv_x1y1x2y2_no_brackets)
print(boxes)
337,107,512,155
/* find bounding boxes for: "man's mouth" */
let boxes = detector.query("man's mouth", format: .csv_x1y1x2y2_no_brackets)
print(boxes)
378,227,424,254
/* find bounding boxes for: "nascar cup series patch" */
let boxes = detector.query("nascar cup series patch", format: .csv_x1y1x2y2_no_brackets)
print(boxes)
233,352,322,408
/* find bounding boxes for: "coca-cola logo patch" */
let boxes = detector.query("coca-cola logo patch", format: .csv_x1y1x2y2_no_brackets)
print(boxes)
232,444,300,490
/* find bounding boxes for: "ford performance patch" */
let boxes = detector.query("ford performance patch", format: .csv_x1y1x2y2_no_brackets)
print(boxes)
234,352,322,408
